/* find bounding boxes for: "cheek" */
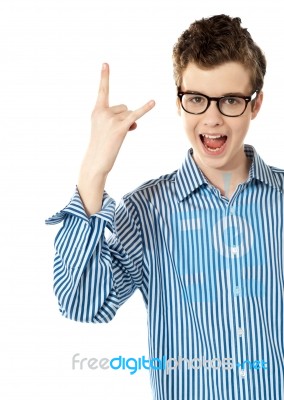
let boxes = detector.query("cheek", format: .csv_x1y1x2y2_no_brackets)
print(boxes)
181,114,199,133
230,117,251,139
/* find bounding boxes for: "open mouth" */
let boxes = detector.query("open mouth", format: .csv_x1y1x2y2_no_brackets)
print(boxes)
199,134,228,153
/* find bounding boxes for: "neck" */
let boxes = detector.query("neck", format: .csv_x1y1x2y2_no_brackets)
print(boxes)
193,149,252,200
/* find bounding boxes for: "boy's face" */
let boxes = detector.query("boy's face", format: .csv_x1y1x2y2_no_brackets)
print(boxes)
177,62,263,172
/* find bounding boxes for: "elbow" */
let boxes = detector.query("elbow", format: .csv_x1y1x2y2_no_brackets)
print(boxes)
57,302,118,324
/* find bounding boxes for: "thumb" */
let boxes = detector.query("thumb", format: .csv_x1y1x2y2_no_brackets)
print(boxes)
128,122,137,131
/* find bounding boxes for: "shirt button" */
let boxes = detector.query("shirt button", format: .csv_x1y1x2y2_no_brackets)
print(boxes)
230,207,235,215
231,247,239,255
240,369,246,378
237,327,244,337
234,286,240,296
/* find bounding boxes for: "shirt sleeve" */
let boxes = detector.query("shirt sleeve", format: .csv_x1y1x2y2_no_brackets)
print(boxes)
45,186,144,323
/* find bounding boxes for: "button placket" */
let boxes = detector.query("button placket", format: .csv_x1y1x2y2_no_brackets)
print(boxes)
226,199,248,380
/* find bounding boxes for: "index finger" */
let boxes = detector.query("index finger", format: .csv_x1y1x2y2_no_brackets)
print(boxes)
96,63,109,108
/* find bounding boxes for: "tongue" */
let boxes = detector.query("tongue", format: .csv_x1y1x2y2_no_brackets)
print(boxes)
203,136,227,149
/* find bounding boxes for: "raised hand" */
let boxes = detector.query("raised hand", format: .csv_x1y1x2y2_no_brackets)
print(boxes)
86,63,155,176
78,63,155,215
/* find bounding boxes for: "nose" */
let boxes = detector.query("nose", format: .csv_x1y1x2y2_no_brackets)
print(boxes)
202,100,224,126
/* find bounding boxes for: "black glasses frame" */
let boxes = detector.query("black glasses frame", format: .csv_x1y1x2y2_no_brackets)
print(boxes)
177,90,259,117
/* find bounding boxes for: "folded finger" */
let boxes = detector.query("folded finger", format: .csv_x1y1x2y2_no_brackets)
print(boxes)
110,104,128,114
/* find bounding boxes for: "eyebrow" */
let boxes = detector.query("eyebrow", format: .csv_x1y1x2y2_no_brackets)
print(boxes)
182,90,248,97
222,92,248,96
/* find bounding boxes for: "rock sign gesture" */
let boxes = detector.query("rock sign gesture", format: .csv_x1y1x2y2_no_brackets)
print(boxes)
77,63,155,216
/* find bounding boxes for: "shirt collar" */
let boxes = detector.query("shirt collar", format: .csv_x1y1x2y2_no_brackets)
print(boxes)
246,144,280,190
175,144,280,202
175,148,207,201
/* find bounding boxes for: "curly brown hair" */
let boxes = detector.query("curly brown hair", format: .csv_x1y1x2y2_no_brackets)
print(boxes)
173,14,266,92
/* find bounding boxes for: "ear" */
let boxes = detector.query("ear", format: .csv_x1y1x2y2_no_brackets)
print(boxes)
251,91,263,120
176,97,181,116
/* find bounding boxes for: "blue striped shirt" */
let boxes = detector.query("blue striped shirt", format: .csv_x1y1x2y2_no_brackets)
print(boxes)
46,144,284,399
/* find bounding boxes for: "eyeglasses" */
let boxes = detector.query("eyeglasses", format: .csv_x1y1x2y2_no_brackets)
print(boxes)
177,90,259,117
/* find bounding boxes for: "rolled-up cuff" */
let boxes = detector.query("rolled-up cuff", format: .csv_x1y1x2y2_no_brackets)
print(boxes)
45,186,116,231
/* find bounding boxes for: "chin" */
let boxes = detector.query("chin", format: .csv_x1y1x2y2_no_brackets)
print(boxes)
193,144,235,171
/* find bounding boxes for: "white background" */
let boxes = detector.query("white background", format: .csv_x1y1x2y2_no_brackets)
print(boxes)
1,0,283,399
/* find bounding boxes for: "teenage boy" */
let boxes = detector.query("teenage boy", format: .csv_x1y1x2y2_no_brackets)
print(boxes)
46,14,284,400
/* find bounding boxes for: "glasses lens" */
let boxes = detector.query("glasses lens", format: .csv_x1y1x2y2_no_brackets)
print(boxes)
181,94,208,114
219,97,246,116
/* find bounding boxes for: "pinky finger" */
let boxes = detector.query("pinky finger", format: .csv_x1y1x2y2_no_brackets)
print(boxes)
132,100,156,122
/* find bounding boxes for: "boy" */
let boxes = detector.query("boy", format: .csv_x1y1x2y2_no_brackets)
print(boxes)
46,14,284,399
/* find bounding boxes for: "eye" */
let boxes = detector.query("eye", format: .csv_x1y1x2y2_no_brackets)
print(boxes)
185,95,205,104
223,97,242,106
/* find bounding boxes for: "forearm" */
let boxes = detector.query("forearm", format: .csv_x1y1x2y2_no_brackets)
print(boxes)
77,151,108,217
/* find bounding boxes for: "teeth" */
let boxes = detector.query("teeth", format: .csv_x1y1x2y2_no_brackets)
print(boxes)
201,134,226,139
205,145,222,152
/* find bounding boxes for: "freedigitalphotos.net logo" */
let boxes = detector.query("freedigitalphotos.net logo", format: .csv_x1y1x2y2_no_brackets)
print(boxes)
174,179,266,303
72,354,268,375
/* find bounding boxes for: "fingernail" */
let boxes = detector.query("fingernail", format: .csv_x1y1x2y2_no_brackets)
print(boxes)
102,63,106,70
